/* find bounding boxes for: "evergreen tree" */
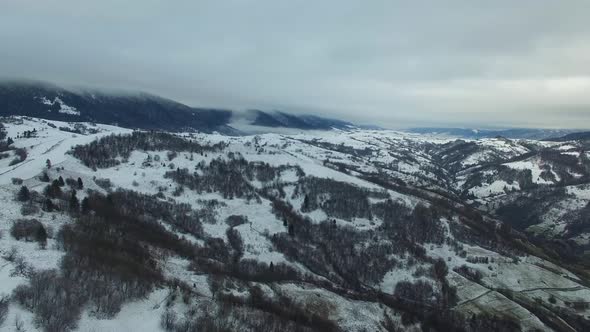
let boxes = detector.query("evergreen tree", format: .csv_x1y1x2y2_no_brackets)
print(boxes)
302,194,310,211
17,186,30,202
58,176,65,187
44,198,54,212
45,181,62,198
77,177,84,189
46,159,51,169
81,197,90,214
36,226,47,249
69,190,80,212
40,172,50,182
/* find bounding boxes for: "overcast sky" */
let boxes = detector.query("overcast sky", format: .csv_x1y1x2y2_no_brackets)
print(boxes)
1,1,590,128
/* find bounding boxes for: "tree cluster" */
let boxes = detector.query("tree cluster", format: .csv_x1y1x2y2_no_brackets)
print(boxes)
71,131,226,169
294,176,387,221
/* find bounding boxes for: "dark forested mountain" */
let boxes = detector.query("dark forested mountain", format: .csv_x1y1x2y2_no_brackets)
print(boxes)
0,81,374,134
0,81,234,133
250,110,357,130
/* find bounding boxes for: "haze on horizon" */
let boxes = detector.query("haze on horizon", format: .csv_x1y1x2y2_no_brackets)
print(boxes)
1,1,590,129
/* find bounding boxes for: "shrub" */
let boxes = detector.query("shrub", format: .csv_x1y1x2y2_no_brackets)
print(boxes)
0,294,8,326
453,265,483,282
394,280,436,306
44,181,63,198
20,202,40,216
94,178,113,191
172,186,184,196
11,255,32,277
13,148,27,163
167,151,178,161
3,246,18,262
13,270,83,331
65,177,78,188
9,157,21,166
39,172,50,182
225,215,248,227
10,219,47,246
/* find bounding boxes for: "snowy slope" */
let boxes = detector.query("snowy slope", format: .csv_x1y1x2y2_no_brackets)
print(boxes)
0,116,588,331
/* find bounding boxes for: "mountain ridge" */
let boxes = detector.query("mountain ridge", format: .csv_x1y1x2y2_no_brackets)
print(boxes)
0,80,374,134
408,127,579,140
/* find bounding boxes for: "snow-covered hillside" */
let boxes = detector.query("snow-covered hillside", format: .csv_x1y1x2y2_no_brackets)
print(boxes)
0,116,588,331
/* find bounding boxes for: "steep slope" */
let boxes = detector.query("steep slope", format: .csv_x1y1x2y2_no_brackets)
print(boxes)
250,110,356,130
0,81,233,133
454,139,590,246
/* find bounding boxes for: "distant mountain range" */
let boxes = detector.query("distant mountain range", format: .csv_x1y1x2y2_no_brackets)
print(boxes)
545,131,590,142
3,81,586,139
0,81,371,134
408,127,579,140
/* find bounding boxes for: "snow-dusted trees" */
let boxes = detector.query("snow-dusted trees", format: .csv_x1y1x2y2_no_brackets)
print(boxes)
13,187,207,331
165,157,257,201
374,200,446,245
165,154,302,201
9,148,27,166
71,131,226,169
107,189,205,237
226,228,244,260
44,180,63,198
10,219,47,248
160,284,338,332
294,176,387,220
270,199,399,288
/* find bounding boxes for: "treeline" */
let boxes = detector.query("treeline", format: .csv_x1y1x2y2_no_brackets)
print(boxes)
106,190,206,237
70,131,227,168
165,154,303,201
12,182,346,331
162,285,339,332
374,200,446,245
294,176,388,221
460,165,536,199
0,122,11,152
300,139,374,158
270,198,446,292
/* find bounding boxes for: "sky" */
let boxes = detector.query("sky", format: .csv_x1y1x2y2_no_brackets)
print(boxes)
1,1,590,129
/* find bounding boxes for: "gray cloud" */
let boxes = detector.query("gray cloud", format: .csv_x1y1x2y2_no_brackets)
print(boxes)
1,0,590,128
